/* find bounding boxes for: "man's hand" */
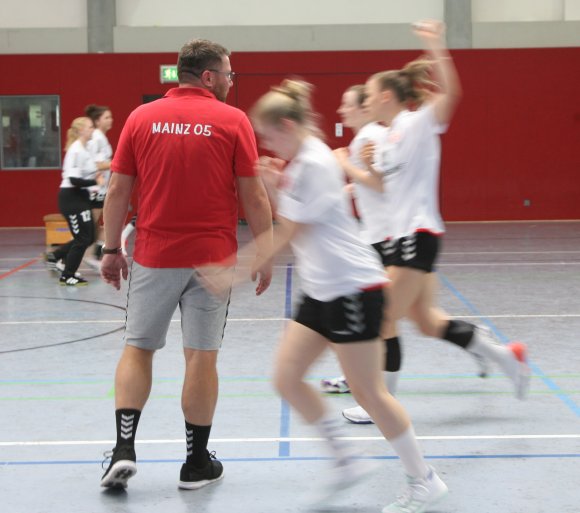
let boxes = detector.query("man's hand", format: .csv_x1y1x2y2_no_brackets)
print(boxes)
100,253,128,290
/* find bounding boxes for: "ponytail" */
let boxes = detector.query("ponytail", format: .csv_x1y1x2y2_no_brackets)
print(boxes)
251,79,324,138
373,58,434,107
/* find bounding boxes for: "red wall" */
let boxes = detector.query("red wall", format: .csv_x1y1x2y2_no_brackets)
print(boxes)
1,48,579,226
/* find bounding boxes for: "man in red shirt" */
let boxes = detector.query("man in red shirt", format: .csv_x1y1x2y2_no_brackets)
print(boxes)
99,39,273,491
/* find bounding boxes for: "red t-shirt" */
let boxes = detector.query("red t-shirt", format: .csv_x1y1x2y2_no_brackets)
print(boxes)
111,87,259,267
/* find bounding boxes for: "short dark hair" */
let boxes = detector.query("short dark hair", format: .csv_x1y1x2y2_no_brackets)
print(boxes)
177,39,230,82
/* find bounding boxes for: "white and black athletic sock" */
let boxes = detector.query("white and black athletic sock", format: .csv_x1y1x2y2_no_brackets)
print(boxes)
389,425,429,479
185,422,212,468
115,408,141,447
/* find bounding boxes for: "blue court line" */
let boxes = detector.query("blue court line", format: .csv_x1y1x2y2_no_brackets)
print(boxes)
439,274,580,418
278,263,294,457
3,453,580,466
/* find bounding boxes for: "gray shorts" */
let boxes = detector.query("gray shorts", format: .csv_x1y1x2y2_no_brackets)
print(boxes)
124,261,231,351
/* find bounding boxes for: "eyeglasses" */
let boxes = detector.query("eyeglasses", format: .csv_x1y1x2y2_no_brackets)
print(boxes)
207,69,236,81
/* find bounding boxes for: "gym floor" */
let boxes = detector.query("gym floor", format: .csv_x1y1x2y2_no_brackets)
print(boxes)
1,221,579,513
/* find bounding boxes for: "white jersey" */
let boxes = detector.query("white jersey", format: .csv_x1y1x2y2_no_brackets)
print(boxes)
349,122,391,244
87,129,112,198
59,140,97,189
375,104,446,240
277,136,387,302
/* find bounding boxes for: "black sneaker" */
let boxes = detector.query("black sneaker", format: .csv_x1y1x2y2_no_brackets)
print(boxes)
100,446,137,488
44,252,59,271
59,275,88,286
178,451,224,490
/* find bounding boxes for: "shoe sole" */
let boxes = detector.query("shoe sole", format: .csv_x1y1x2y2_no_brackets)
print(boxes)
100,460,137,488
382,488,448,513
341,411,374,425
59,282,89,286
321,387,351,394
508,341,531,400
178,471,224,490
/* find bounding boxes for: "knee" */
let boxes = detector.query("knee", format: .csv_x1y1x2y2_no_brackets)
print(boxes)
185,349,218,372
122,344,155,365
349,381,385,409
74,233,93,249
273,364,301,398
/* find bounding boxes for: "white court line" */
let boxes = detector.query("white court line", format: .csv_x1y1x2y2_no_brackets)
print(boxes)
1,313,580,326
1,434,579,447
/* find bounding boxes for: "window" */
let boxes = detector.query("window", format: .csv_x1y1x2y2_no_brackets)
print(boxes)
0,95,61,170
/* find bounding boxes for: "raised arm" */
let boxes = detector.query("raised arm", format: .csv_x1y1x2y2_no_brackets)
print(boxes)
413,20,462,126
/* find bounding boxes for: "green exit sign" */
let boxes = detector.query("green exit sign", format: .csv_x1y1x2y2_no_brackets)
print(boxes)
160,65,178,83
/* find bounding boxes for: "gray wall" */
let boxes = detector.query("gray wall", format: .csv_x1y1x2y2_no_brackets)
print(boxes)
1,0,579,53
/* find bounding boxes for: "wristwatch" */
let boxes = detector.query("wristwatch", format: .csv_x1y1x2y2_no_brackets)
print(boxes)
102,247,122,255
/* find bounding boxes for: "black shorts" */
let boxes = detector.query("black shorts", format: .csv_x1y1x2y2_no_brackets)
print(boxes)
372,239,397,267
389,231,441,273
294,288,384,343
90,191,106,210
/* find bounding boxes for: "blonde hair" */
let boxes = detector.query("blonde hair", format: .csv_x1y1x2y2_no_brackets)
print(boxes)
372,58,435,107
65,117,91,151
250,79,323,138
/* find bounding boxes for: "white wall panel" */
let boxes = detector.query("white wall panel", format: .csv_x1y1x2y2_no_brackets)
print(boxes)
0,28,87,53
0,0,86,28
473,21,580,47
565,0,580,19
114,24,421,52
473,0,564,22
116,0,443,27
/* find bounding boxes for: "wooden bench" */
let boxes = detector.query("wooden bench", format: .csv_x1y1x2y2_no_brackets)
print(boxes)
43,213,72,246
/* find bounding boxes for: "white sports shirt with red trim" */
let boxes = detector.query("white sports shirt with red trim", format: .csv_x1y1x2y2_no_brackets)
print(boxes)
349,122,391,244
277,136,387,302
374,104,446,240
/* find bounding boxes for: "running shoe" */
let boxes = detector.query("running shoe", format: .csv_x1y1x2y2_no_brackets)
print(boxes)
178,451,224,490
59,275,88,286
342,405,373,424
320,375,350,394
383,467,448,513
101,445,137,488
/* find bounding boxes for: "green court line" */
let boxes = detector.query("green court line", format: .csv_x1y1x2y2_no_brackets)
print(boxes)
2,389,580,401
